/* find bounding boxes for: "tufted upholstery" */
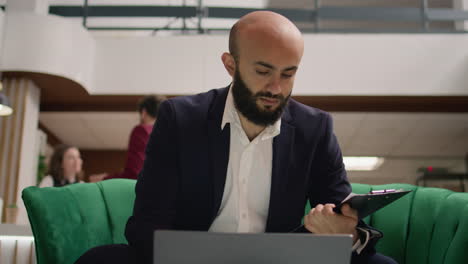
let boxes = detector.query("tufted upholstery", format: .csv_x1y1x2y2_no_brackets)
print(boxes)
23,180,468,264
22,179,136,264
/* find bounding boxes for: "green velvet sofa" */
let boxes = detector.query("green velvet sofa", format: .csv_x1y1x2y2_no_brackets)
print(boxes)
22,179,468,264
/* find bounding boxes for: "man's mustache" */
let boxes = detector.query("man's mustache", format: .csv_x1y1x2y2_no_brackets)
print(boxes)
254,92,284,100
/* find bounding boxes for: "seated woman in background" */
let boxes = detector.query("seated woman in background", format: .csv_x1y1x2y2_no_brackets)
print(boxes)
39,144,84,187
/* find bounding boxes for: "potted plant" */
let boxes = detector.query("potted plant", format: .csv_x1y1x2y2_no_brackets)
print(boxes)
37,154,47,186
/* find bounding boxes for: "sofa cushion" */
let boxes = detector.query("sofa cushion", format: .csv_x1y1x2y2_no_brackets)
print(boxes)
23,183,113,264
428,192,468,264
98,179,136,244
405,187,452,264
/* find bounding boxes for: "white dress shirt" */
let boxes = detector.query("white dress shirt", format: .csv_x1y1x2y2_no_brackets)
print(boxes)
208,87,367,253
209,87,280,233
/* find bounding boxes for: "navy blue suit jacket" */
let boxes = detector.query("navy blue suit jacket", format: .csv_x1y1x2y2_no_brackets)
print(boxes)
125,87,374,263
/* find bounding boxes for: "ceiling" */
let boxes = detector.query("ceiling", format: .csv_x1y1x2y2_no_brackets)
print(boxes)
40,112,468,156
39,111,468,184
332,112,468,184
334,113,468,157
40,112,139,149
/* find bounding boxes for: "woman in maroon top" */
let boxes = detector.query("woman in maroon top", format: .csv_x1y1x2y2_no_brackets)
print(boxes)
89,95,166,181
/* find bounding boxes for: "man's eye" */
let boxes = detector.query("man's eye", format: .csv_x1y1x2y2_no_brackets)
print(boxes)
282,73,293,78
256,70,269,75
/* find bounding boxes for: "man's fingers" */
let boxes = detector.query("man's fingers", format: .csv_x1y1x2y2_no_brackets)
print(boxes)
313,204,324,214
341,204,358,219
305,203,358,235
311,203,338,216
304,210,315,232
323,204,336,215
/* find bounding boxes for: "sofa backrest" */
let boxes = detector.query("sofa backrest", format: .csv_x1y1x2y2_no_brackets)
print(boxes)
349,183,468,264
22,179,136,264
97,179,136,243
405,186,468,264
24,180,468,264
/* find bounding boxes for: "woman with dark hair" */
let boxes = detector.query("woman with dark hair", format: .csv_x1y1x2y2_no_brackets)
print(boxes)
39,144,84,187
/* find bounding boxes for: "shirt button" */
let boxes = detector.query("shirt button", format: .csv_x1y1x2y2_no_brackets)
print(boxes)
242,213,247,219
241,178,246,185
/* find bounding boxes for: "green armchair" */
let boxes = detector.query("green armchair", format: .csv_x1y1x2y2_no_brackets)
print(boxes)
22,180,468,264
22,179,136,264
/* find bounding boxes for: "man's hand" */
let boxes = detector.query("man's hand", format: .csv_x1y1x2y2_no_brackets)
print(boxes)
304,203,359,243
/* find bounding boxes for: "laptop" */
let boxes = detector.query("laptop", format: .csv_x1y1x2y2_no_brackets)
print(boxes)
154,230,352,264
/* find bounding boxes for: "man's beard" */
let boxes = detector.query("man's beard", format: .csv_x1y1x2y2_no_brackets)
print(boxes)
231,69,290,126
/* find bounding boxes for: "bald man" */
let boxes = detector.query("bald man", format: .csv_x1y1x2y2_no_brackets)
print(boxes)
76,11,395,264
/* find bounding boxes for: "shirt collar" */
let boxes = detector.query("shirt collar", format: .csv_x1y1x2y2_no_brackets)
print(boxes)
221,86,281,140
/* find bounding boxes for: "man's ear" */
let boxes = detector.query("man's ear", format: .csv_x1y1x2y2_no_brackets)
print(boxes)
221,52,236,77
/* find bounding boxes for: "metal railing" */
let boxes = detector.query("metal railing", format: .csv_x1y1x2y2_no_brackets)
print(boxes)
4,0,468,33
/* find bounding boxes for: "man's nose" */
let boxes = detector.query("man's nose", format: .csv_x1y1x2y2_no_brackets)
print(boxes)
266,76,282,95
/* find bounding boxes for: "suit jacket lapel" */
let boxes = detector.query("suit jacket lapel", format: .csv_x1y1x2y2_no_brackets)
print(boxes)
266,106,295,231
207,87,230,221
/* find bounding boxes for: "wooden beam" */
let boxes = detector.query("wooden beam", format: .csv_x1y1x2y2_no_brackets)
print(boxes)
293,95,468,112
6,71,468,113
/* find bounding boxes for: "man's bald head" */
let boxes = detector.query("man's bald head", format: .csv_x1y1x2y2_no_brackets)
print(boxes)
229,11,303,61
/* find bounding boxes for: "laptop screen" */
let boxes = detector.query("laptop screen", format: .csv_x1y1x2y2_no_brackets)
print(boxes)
154,230,352,264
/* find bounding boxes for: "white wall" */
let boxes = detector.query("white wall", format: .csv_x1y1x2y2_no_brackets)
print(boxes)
93,36,208,95
93,34,468,96
0,12,95,91
299,34,468,96
1,10,468,96
0,9,4,61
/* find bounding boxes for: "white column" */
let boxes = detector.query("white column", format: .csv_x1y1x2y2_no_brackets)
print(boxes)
0,78,40,226
454,0,468,31
16,80,41,226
